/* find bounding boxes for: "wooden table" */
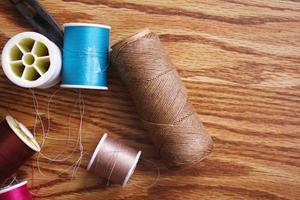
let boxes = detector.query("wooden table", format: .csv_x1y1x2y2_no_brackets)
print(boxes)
0,0,299,199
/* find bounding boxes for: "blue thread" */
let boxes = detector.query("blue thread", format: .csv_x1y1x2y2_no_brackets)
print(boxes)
61,23,110,89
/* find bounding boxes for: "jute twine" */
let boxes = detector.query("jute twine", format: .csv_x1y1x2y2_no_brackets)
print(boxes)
111,28,213,168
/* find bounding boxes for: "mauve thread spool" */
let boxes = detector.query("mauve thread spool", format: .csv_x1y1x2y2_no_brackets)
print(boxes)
87,133,141,186
0,116,40,183
0,181,32,200
111,28,213,168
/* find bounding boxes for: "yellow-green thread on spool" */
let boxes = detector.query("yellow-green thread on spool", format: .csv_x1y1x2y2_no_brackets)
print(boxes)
10,38,49,81
1,32,61,88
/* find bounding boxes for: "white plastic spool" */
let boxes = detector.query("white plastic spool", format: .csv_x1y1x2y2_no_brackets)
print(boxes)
1,32,62,88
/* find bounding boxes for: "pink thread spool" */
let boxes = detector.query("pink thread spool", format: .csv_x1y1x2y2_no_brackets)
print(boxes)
0,181,32,200
87,133,141,186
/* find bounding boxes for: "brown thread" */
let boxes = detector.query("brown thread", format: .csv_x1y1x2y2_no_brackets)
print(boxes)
111,28,213,168
87,134,141,186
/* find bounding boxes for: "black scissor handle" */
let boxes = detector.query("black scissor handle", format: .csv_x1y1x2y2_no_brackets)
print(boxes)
9,0,63,48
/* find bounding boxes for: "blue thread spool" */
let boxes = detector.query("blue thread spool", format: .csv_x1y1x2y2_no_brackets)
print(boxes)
61,23,110,90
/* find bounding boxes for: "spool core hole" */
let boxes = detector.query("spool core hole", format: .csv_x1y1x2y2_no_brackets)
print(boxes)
23,54,35,65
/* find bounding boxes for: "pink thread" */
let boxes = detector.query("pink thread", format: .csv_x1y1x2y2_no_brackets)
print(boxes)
0,181,32,200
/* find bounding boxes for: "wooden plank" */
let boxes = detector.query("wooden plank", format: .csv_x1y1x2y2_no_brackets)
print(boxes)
0,0,299,199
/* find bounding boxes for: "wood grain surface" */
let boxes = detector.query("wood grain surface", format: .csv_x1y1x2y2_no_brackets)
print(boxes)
0,0,300,199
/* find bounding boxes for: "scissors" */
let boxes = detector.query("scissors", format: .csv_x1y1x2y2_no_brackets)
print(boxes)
9,0,63,48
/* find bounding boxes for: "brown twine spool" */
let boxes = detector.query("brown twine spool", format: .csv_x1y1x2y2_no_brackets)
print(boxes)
111,28,213,168
87,133,141,186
